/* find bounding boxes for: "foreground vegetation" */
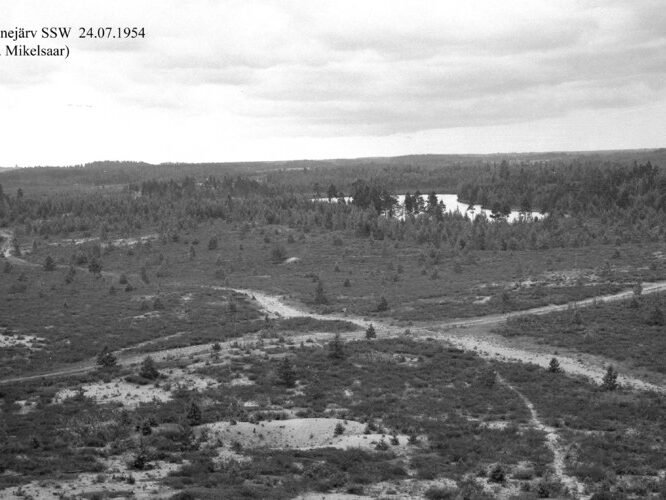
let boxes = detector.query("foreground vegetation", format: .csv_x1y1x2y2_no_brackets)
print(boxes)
2,150,666,498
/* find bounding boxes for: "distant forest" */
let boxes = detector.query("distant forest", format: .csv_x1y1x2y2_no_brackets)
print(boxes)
1,149,665,252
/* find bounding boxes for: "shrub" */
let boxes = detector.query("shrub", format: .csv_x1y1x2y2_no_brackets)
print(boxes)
277,356,297,388
43,255,56,271
139,356,159,380
207,236,218,250
425,486,458,500
96,346,117,368
88,257,102,274
186,401,202,426
548,357,562,374
375,439,389,451
601,366,619,391
343,278,351,287
376,296,389,312
328,333,345,360
488,464,506,483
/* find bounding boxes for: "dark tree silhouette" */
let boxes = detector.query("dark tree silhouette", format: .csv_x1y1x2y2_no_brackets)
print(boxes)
548,357,562,374
328,333,345,360
96,346,117,368
139,356,159,380
601,366,619,391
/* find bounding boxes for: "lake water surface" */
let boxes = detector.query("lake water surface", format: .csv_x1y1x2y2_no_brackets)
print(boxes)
317,193,542,222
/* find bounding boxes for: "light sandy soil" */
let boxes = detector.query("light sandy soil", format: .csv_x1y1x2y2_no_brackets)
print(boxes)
0,332,45,349
53,366,219,407
236,284,666,392
55,380,172,407
52,233,158,248
0,455,178,500
200,418,412,451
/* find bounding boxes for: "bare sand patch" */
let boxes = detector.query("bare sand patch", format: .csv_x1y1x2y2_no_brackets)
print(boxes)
0,455,178,500
200,418,410,451
0,332,45,350
55,381,172,407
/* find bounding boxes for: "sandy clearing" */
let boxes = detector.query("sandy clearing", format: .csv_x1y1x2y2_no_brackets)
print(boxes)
55,380,172,407
0,455,178,500
0,333,45,349
200,418,411,451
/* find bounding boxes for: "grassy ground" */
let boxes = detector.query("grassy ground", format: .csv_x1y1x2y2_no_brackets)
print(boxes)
495,293,666,374
496,361,666,497
0,262,260,378
19,220,666,323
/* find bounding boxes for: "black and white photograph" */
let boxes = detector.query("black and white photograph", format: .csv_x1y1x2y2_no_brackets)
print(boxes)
1,1,665,499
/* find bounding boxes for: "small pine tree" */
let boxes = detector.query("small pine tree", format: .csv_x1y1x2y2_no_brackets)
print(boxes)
212,342,221,352
365,324,377,339
548,357,562,374
208,236,218,251
96,346,117,368
186,401,202,426
139,356,159,380
601,365,619,391
43,255,56,271
343,278,351,287
188,245,196,261
314,280,328,305
277,356,297,388
489,464,506,483
140,266,150,284
334,422,345,436
376,296,389,312
328,333,345,360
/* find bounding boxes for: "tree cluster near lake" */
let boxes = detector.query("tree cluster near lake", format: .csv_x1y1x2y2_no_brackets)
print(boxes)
2,152,665,254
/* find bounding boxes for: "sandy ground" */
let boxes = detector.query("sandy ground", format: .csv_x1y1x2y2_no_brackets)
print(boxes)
0,455,178,500
55,380,172,407
54,366,219,407
0,332,45,349
200,418,412,451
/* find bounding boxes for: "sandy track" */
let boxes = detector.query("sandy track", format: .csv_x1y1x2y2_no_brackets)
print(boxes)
2,229,665,393
498,375,587,499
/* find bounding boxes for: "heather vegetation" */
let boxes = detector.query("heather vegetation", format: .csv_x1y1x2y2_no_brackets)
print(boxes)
1,151,666,499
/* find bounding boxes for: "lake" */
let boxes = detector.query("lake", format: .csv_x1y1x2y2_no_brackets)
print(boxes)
316,193,543,222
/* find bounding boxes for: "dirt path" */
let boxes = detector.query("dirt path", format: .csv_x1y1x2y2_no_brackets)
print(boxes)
230,286,666,392
2,237,666,393
498,375,587,499
3,283,666,391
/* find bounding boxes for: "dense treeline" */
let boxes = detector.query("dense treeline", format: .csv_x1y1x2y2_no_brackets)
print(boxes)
1,152,665,252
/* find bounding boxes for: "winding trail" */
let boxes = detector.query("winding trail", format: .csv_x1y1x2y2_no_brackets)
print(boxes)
498,375,586,499
234,286,666,393
2,228,665,393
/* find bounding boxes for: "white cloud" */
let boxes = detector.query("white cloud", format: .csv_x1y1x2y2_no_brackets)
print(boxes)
0,0,664,166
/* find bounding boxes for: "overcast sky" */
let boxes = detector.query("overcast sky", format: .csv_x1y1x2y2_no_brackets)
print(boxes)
1,0,665,166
